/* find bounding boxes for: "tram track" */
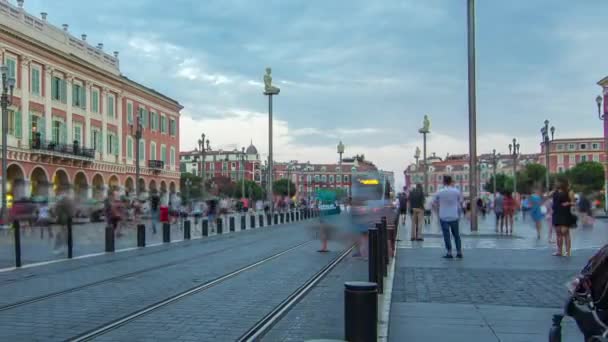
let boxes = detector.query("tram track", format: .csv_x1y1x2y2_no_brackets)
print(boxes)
66,240,316,342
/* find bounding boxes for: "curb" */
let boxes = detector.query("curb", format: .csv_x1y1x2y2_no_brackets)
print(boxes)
377,220,400,341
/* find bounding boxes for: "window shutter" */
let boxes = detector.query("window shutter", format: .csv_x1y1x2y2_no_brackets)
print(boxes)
60,122,67,144
72,84,78,106
92,91,98,112
39,116,46,141
28,113,33,142
60,79,67,103
51,78,57,100
113,135,118,156
15,111,22,138
80,87,86,109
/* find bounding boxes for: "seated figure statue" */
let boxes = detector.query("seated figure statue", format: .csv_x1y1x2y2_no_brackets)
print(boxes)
264,67,280,95
419,114,430,133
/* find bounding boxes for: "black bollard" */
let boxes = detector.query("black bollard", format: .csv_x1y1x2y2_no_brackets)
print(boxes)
105,225,115,252
250,214,256,229
379,222,388,277
202,219,209,237
291,211,295,222
375,223,384,293
266,213,272,226
217,218,223,234
163,223,170,243
368,228,379,286
259,214,264,227
381,216,390,265
241,215,246,230
296,211,299,221
280,212,284,224
13,220,21,267
274,213,279,225
344,281,378,342
137,224,146,247
67,218,73,259
548,314,563,342
229,216,235,232
184,220,191,240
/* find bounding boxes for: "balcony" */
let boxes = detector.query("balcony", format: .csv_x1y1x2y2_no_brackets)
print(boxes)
148,160,164,173
30,138,95,162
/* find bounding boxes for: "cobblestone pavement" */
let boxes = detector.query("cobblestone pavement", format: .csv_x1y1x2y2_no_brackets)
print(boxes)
0,217,322,341
0,213,291,269
262,255,368,342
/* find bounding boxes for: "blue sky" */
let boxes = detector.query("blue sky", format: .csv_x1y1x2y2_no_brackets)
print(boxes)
18,0,608,188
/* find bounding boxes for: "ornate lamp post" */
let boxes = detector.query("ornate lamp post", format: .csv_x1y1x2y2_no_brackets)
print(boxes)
337,141,344,196
418,115,430,195
596,95,608,212
129,116,143,198
197,134,209,200
508,138,520,195
241,146,246,199
540,120,555,191
0,64,15,221
263,67,280,211
489,149,500,195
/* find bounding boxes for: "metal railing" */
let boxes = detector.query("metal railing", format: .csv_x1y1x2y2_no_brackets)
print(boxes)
148,160,164,169
30,139,95,159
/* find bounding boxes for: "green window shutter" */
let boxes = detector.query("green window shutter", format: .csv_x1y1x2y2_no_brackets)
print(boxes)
80,87,86,109
92,91,98,112
39,116,46,141
51,78,57,100
127,103,133,124
60,122,67,144
72,84,78,106
31,69,40,95
99,132,103,153
161,146,166,162
6,59,16,79
127,138,132,159
14,111,22,138
28,113,33,142
113,135,118,156
60,79,67,103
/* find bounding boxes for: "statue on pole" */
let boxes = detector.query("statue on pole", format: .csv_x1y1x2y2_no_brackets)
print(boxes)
263,67,280,95
419,114,430,133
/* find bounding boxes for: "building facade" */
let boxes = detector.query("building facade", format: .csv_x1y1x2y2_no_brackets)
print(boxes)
404,153,539,196
179,142,262,183
539,138,606,173
0,1,182,203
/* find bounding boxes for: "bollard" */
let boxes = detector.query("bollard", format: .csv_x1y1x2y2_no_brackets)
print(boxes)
202,219,209,237
229,216,235,232
274,213,279,225
259,214,264,227
67,218,73,259
291,211,295,222
267,213,272,226
381,216,390,263
217,218,223,234
344,281,378,342
368,228,379,286
251,214,256,228
241,215,246,230
296,210,300,221
13,220,21,267
285,212,289,223
280,212,284,224
379,223,388,277
105,225,115,252
184,220,191,240
374,223,384,293
137,224,146,247
163,223,170,243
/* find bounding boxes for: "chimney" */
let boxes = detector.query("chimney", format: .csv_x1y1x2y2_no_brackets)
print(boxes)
113,51,119,58
81,34,87,41
62,24,68,32
40,12,47,21
97,43,103,50
17,0,24,8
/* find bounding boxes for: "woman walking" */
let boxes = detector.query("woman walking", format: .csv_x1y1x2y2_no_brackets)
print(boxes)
552,179,576,256
529,188,545,239
545,196,554,243
503,191,516,235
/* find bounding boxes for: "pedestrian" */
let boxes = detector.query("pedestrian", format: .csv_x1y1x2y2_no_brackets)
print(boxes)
529,187,545,239
503,191,516,235
409,184,425,241
552,179,576,257
578,193,594,227
53,190,74,254
494,192,504,233
521,196,529,221
398,192,408,225
423,195,433,225
433,175,463,259
150,192,160,234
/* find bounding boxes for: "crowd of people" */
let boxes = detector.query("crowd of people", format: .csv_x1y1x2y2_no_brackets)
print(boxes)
395,177,600,258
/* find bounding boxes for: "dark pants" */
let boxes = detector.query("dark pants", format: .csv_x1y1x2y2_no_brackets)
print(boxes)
440,219,462,254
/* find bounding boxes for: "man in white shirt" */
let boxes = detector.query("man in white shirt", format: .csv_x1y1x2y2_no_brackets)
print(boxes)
433,175,464,258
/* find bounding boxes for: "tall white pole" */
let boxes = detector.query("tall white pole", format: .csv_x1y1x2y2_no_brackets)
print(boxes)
467,0,478,231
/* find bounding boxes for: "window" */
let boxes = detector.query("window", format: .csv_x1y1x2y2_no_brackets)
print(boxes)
107,94,115,117
306,175,311,182
150,142,156,160
160,145,166,163
329,175,334,183
580,143,587,150
592,143,600,150
557,144,564,151
169,118,176,136
92,89,99,113
321,175,327,183
5,56,16,81
558,154,564,164
73,124,82,144
344,175,349,182
127,102,133,124
51,120,66,144
31,67,41,96
127,137,133,159
593,154,600,162
337,175,342,183
581,155,587,162
139,108,148,128
51,76,66,102
568,144,576,151
160,115,167,133
91,128,101,151
558,166,564,173
231,162,236,169
429,185,434,192
150,111,158,131
139,140,145,161
171,147,176,167
314,175,320,182
106,133,118,156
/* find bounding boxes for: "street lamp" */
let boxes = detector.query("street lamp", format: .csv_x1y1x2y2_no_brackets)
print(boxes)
418,116,430,195
489,149,500,195
541,120,555,191
508,138,520,195
129,116,143,198
337,141,344,196
1,64,15,222
263,67,280,211
241,146,246,199
596,95,608,212
197,134,209,200
185,178,192,206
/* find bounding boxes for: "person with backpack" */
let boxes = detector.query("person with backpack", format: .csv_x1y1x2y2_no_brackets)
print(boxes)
398,192,408,225
409,184,425,241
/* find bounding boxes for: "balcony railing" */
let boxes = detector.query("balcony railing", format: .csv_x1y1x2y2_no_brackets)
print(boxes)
30,139,95,159
148,160,164,169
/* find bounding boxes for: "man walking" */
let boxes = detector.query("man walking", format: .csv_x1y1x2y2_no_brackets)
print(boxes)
433,176,463,259
398,191,408,224
409,184,425,241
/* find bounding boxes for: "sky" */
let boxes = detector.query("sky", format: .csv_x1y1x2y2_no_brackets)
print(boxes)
16,0,608,189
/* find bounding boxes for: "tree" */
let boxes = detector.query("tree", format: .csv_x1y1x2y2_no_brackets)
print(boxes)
210,176,237,198
516,164,547,193
180,173,203,202
483,173,513,194
566,161,604,194
235,180,264,200
272,179,296,197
